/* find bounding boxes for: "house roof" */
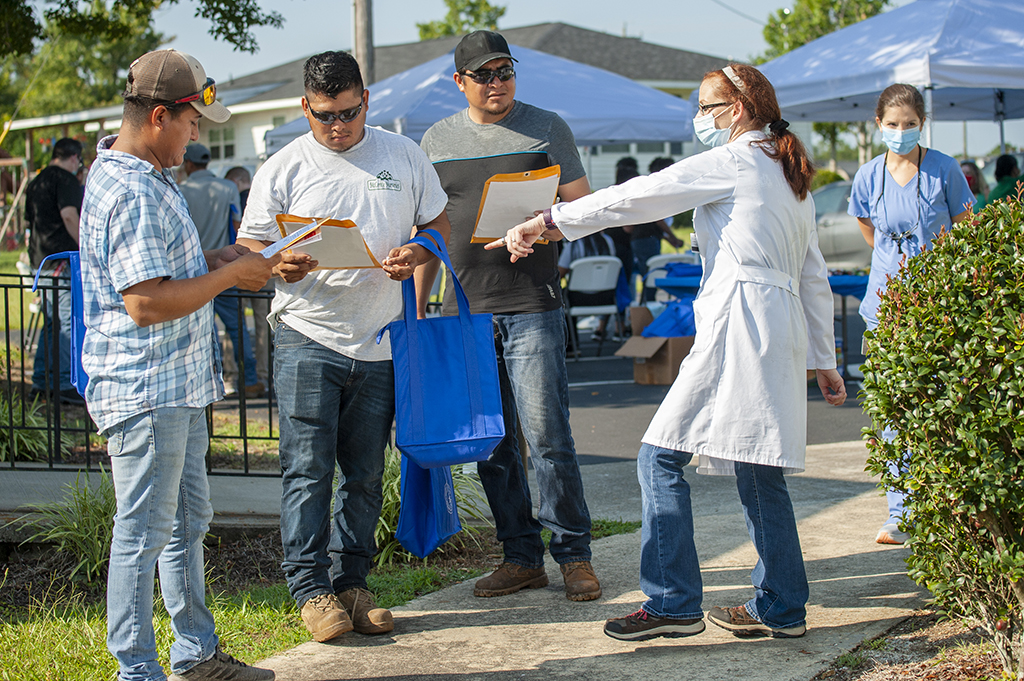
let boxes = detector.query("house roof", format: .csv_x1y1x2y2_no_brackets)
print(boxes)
218,22,729,104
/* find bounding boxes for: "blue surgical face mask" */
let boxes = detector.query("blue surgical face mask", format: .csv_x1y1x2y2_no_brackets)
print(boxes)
880,127,921,155
694,107,733,148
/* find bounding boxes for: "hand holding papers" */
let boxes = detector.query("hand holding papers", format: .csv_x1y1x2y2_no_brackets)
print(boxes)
274,214,382,271
260,217,325,259
471,165,560,244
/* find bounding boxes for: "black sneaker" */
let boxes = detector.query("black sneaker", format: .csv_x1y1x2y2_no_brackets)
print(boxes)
603,607,705,641
708,605,806,638
168,647,275,680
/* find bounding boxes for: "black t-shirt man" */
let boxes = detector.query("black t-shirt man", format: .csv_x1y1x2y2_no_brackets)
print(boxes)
26,164,82,267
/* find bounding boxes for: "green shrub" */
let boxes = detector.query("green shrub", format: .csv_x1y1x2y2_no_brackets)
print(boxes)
374,446,492,565
21,467,117,582
0,392,73,462
811,169,845,191
861,197,1024,678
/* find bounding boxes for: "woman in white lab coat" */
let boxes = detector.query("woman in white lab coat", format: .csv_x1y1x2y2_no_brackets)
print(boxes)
488,64,846,642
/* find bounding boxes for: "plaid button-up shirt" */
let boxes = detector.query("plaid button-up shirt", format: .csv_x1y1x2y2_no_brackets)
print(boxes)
80,135,223,434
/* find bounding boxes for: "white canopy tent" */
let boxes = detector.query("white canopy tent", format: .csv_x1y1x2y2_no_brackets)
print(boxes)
265,45,693,156
759,0,1024,150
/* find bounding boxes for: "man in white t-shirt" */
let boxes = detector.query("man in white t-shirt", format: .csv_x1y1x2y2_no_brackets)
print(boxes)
235,51,451,643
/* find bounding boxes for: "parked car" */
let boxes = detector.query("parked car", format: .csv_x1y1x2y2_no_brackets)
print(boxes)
811,181,872,270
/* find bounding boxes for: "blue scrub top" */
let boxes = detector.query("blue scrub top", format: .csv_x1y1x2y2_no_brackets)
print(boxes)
848,148,974,328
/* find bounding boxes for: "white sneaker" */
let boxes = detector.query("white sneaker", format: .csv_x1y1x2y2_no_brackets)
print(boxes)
875,521,909,545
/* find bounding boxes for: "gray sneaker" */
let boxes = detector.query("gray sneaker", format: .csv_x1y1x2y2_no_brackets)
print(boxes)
876,520,909,545
168,647,275,680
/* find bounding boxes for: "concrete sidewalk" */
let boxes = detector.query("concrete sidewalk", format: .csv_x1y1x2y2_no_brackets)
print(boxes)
255,439,924,681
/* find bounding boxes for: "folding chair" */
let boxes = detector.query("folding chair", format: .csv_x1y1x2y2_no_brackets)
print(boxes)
643,252,700,303
564,256,623,359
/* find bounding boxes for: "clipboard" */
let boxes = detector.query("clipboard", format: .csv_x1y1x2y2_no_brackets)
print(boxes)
470,165,560,244
275,214,382,271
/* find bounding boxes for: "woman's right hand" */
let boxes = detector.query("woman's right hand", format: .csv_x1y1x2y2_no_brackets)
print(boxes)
816,368,847,406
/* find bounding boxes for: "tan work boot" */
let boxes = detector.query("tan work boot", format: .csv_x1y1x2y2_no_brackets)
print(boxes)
300,593,353,642
473,562,549,597
336,587,394,635
560,561,602,601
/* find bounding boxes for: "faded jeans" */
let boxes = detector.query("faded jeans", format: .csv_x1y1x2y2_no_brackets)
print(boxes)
274,323,394,606
480,308,592,568
31,262,73,393
106,407,217,681
637,444,808,629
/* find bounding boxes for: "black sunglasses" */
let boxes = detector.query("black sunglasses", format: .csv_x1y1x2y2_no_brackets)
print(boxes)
307,101,363,125
697,101,730,115
461,66,515,85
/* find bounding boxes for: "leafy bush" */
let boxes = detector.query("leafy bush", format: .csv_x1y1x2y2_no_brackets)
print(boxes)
0,392,73,462
21,467,117,582
811,169,845,191
862,197,1024,678
374,446,491,565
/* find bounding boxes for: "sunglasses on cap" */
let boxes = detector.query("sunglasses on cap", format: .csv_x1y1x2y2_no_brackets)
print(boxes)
171,78,217,107
307,102,364,125
461,66,515,85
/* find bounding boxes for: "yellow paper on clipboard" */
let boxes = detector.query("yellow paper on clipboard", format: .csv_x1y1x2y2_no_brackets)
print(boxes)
470,165,560,244
275,214,382,271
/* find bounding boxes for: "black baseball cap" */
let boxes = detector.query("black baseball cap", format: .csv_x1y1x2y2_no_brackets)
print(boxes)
455,30,517,72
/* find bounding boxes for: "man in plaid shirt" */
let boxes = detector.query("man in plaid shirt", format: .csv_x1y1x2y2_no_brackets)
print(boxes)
80,50,306,681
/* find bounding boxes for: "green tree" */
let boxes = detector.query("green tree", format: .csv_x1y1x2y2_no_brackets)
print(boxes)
417,0,506,41
1,0,281,58
758,0,890,169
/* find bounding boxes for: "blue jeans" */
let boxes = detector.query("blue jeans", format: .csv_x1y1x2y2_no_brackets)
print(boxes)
274,323,394,605
106,407,217,681
631,235,661,297
31,262,73,393
481,308,592,568
213,294,258,388
637,444,808,629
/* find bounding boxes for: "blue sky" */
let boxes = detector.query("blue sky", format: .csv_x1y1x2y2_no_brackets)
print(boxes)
151,0,1019,158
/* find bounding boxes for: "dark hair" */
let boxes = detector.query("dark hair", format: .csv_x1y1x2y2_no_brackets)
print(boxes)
615,156,638,172
51,137,82,161
875,83,926,122
704,63,815,200
121,95,189,129
225,166,251,183
648,156,674,174
995,154,1020,181
959,160,986,195
616,165,640,185
304,51,364,99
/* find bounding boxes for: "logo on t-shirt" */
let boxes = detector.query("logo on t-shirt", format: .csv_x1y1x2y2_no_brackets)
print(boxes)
367,170,402,192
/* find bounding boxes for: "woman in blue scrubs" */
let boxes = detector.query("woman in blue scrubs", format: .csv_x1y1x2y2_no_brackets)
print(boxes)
848,83,974,545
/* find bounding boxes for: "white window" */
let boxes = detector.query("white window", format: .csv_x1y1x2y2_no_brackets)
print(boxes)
209,128,236,160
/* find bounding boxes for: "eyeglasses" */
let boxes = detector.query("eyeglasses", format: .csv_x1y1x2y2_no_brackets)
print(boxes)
172,78,217,106
697,101,730,115
307,102,363,125
461,66,515,85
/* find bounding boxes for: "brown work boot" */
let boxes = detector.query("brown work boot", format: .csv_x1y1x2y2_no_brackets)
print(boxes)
300,593,353,642
473,562,549,597
336,587,394,635
560,560,602,601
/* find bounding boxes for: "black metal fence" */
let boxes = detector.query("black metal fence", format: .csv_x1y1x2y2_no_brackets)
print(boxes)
0,271,280,476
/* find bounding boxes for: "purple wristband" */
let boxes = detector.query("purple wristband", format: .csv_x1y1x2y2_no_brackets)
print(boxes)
542,208,557,231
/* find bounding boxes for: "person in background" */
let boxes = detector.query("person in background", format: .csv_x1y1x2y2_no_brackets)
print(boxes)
416,30,601,602
26,137,84,404
225,165,272,388
959,160,988,210
179,144,264,398
80,48,281,681
490,63,846,642
985,154,1024,205
627,157,686,299
848,83,974,545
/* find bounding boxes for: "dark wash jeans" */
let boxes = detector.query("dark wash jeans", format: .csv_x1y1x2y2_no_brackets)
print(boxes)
480,308,593,568
274,323,394,605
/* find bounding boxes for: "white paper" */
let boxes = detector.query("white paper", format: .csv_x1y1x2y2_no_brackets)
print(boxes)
473,172,560,241
277,217,378,269
260,219,322,258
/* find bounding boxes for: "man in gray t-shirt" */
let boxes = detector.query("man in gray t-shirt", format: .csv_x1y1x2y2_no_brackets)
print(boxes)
417,30,601,603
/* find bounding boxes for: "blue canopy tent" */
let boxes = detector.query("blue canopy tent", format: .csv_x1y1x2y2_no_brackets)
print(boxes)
758,0,1024,149
264,45,693,155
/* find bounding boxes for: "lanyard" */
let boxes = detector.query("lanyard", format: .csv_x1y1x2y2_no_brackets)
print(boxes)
874,146,923,254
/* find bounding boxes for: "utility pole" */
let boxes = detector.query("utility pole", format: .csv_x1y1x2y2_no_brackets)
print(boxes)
353,0,374,85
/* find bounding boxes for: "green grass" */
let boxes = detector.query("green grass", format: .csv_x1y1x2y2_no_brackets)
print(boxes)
541,517,641,546
0,248,37,333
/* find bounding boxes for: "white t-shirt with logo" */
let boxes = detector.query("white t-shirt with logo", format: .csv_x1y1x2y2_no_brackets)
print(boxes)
238,126,448,361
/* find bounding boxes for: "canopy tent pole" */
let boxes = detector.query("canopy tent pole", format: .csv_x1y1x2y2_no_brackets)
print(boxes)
996,89,1007,154
923,85,934,148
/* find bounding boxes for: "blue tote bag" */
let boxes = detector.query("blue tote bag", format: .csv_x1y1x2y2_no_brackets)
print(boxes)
378,228,504,468
394,457,462,558
32,251,88,397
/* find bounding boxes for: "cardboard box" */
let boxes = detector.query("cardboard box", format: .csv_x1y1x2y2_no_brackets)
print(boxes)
615,306,695,385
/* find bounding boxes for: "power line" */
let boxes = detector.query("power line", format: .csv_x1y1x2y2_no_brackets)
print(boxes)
708,0,768,26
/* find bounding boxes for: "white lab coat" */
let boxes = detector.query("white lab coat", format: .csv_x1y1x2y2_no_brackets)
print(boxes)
553,131,836,475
